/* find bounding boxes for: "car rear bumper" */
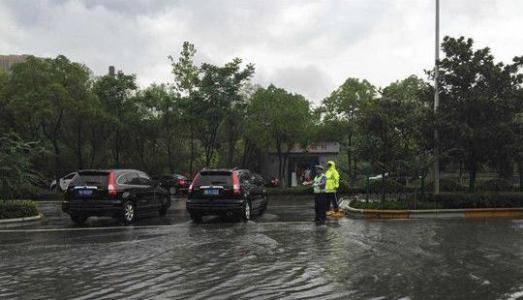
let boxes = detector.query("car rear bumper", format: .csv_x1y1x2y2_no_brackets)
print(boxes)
62,199,122,216
186,199,244,215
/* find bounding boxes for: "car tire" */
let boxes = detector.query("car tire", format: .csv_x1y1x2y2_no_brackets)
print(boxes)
190,213,202,223
240,199,252,222
70,214,87,225
122,200,137,225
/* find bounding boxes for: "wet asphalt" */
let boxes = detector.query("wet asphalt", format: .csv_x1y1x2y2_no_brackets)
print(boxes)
1,196,523,299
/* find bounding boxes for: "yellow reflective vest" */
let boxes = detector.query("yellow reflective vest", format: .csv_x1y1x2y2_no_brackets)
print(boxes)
325,160,340,193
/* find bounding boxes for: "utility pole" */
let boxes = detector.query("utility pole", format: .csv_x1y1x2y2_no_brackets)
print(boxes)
433,0,440,194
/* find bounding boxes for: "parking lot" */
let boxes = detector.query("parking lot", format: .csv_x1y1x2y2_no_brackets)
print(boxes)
1,197,523,299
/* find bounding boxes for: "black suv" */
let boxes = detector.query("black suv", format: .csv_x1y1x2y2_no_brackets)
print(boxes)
186,169,268,222
62,169,170,225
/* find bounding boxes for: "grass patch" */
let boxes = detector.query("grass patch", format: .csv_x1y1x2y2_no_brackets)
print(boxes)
0,200,39,219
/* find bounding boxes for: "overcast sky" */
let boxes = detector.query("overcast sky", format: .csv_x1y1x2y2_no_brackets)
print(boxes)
1,0,522,103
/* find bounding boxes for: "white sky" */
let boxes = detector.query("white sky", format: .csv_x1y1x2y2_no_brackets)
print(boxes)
1,0,522,104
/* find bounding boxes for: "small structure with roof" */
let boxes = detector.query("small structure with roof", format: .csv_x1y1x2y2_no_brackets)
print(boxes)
261,142,340,187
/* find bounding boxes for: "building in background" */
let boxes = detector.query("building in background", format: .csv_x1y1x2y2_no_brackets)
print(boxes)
261,142,340,187
0,54,30,72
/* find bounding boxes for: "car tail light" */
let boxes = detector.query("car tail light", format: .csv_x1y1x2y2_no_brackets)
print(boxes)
232,171,240,195
189,174,200,194
108,171,117,198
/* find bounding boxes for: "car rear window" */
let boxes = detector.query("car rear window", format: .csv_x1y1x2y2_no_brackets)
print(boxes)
70,171,109,187
194,171,232,186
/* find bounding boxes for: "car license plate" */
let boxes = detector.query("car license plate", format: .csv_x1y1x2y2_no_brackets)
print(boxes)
204,189,219,196
78,189,93,198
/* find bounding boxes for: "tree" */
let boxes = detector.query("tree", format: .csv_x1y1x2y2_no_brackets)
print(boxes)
437,36,523,192
5,56,92,179
92,71,137,168
322,78,377,179
197,58,255,166
246,85,311,185
170,41,200,175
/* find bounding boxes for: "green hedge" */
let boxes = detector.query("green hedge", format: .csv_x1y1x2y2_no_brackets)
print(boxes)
266,185,312,195
0,200,39,219
477,178,515,192
426,178,467,192
432,192,523,209
350,192,523,210
350,199,445,210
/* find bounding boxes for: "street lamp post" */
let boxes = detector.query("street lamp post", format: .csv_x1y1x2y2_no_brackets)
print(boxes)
433,0,440,194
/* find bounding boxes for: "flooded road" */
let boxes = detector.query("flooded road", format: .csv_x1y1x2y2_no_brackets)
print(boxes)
1,197,523,299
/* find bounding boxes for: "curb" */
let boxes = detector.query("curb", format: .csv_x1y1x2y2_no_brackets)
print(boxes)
0,214,43,225
346,205,523,219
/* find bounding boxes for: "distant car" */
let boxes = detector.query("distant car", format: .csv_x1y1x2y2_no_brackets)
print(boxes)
153,174,190,196
186,168,268,223
62,169,170,225
50,172,78,192
263,176,280,187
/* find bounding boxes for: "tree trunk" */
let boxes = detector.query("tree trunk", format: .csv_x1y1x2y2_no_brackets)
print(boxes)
353,157,358,179
114,127,121,168
89,137,97,169
381,171,386,203
241,139,252,169
469,163,477,193
498,158,513,180
459,160,463,186
76,121,84,169
276,141,284,187
226,119,235,167
205,124,219,167
347,134,352,179
52,138,61,181
518,160,523,192
167,133,174,172
190,129,195,176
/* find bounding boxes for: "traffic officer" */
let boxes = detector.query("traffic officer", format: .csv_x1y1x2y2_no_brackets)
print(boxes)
325,160,340,213
312,165,327,225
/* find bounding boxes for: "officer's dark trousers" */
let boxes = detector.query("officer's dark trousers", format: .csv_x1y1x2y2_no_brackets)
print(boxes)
314,193,327,223
326,192,339,211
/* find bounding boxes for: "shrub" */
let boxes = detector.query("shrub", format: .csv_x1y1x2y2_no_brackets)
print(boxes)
349,192,523,210
337,181,351,194
368,179,404,193
426,178,466,192
266,185,312,196
478,178,514,192
432,192,523,209
0,134,44,200
0,200,39,219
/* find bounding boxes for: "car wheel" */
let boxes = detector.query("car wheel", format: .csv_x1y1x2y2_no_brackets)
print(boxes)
122,201,136,225
240,200,252,222
70,214,87,225
190,213,202,223
169,187,177,196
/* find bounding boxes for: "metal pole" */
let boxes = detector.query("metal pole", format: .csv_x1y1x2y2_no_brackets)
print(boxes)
433,0,440,194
